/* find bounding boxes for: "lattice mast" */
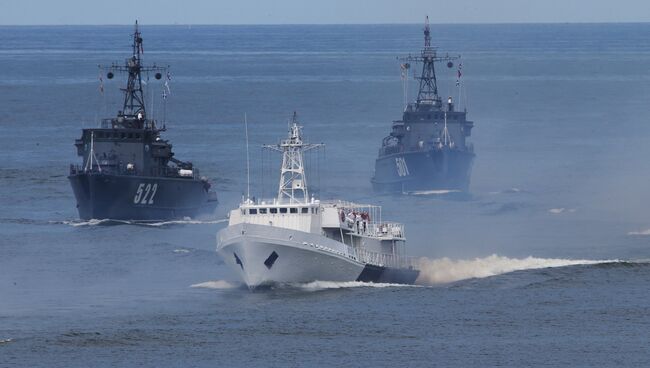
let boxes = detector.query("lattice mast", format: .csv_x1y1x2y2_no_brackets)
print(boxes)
102,21,167,128
264,112,323,204
122,21,146,118
399,16,460,109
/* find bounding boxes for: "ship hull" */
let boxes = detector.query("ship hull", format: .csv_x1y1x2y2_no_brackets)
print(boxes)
372,148,474,193
217,223,419,289
68,172,217,221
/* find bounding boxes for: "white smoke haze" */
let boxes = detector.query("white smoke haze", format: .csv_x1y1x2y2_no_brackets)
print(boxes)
416,254,611,285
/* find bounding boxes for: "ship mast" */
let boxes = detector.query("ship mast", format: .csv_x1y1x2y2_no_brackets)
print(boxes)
102,20,167,129
122,21,146,120
400,16,459,110
264,112,323,204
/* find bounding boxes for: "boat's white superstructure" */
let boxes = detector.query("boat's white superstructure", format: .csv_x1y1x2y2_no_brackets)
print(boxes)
217,113,419,288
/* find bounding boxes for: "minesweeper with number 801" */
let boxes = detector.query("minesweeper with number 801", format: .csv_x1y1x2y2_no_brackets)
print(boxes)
68,22,217,221
217,113,419,289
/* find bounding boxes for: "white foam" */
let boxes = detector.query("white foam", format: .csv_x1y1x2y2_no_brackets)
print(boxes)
60,218,118,226
296,280,420,291
59,218,227,227
190,280,238,289
548,208,576,214
0,338,12,344
407,189,460,196
416,254,612,285
142,219,228,227
628,229,650,236
173,249,190,254
489,187,522,195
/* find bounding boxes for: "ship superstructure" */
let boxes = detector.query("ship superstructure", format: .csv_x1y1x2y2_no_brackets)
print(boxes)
68,22,217,221
217,113,419,289
372,17,475,193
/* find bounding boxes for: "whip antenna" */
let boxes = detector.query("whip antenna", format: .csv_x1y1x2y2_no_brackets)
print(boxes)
244,113,251,202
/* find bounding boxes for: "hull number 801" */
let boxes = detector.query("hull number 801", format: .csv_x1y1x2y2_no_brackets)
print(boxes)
395,157,410,177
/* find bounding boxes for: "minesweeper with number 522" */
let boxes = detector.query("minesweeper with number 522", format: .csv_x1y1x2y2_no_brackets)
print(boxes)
217,113,419,289
68,22,217,221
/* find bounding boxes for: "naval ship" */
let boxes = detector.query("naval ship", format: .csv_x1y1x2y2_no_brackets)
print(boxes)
217,113,419,289
372,17,475,193
68,22,217,221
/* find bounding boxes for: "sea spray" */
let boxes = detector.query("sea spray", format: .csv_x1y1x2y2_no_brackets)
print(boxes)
416,254,609,284
190,280,238,289
296,281,421,291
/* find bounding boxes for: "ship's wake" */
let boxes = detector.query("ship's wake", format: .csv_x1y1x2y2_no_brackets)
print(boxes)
189,280,418,291
57,218,227,227
191,255,619,292
140,219,228,227
406,189,460,196
190,280,239,289
294,281,421,291
415,254,615,285
628,228,650,236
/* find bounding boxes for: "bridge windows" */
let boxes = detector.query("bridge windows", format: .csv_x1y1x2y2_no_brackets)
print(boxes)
246,206,314,215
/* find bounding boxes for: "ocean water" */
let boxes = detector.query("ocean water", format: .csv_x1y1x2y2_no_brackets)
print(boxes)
2,23,650,366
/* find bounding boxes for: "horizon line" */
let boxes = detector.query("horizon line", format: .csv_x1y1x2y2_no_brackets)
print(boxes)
1,20,649,27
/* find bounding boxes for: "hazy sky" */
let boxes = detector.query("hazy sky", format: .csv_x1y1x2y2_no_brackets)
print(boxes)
2,0,650,25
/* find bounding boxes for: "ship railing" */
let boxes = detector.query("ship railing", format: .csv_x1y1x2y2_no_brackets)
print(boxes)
366,222,405,239
69,164,201,179
342,219,405,239
355,248,418,269
243,197,321,206
381,145,401,155
101,117,157,130
149,166,201,179
69,164,104,175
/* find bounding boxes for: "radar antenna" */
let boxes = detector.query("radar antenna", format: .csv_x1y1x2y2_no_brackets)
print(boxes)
264,112,324,204
399,16,460,110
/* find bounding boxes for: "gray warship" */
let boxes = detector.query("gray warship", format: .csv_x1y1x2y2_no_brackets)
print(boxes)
68,22,217,221
372,17,475,193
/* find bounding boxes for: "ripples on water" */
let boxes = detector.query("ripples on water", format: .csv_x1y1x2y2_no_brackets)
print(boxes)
2,23,650,366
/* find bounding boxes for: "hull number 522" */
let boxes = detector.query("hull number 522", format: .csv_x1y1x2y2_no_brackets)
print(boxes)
134,183,158,204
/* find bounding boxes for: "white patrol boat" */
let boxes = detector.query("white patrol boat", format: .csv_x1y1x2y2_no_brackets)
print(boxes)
217,113,420,289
